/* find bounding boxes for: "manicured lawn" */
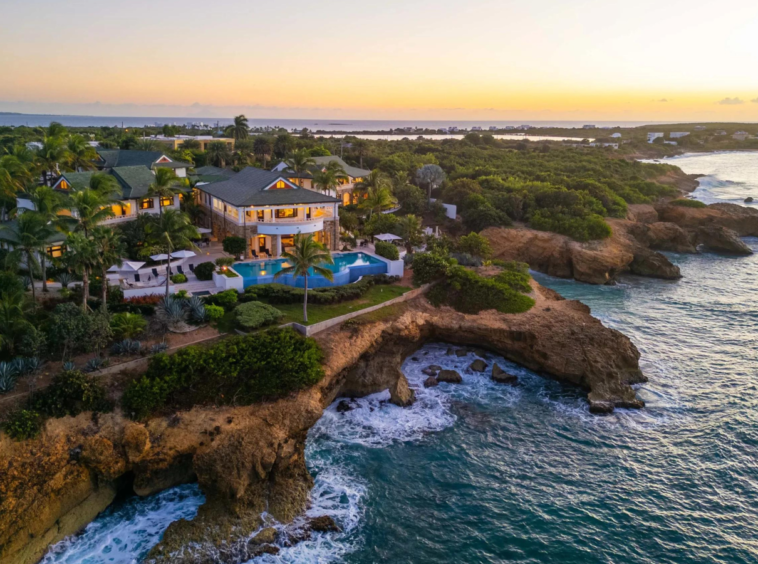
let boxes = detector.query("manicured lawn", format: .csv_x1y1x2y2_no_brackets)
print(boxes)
271,284,412,325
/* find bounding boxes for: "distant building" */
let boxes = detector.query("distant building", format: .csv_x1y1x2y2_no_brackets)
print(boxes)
670,132,690,139
471,126,482,131
25,141,43,151
583,125,597,129
147,135,235,152
694,126,707,131
610,133,622,138
733,131,750,141
589,142,619,149
647,132,664,143
715,130,727,136
664,141,678,146
489,126,499,131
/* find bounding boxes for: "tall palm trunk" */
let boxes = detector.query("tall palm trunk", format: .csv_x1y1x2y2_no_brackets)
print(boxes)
27,250,36,304
41,254,48,293
303,274,308,323
82,269,90,311
165,249,172,298
101,266,109,313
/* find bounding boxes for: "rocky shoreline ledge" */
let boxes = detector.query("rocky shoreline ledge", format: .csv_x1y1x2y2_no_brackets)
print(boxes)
0,281,643,564
484,202,758,285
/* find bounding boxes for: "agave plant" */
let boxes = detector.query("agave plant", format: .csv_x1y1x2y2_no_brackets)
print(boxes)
10,357,28,376
55,272,76,289
157,297,187,326
24,357,45,374
21,275,31,291
63,361,76,371
83,357,104,372
149,342,169,355
111,339,142,356
0,373,17,394
186,296,207,323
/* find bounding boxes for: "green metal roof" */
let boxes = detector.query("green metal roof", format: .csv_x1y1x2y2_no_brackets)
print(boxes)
197,167,340,207
111,166,157,199
311,156,370,179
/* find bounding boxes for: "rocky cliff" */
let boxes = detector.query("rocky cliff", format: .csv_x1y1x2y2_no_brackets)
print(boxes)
0,284,644,564
483,202,755,285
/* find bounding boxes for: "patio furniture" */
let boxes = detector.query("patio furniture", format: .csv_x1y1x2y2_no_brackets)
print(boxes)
152,268,160,277
176,265,185,275
134,273,141,282
188,263,195,272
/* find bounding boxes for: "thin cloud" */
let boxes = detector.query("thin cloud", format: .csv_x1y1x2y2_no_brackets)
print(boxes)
751,98,758,104
718,97,745,105
655,98,669,103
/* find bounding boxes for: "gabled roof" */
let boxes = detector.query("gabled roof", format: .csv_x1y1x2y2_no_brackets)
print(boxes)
311,156,370,179
95,149,188,170
194,165,236,178
57,166,159,199
197,167,340,207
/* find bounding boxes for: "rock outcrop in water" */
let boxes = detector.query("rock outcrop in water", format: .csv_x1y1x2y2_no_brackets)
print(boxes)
0,282,644,564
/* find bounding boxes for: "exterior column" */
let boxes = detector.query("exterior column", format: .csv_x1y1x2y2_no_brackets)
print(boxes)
274,235,282,258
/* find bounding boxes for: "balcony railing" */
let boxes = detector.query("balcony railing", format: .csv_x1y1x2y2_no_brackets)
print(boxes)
103,213,139,224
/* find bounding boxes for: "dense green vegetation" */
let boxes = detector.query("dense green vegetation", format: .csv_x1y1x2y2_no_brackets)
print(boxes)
234,301,283,331
121,328,324,419
670,198,707,208
374,240,400,260
243,274,400,305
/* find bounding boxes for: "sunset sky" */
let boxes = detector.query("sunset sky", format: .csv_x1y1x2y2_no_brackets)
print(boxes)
2,0,758,121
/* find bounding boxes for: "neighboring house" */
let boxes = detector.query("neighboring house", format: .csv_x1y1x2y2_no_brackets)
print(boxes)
733,131,750,141
610,133,622,138
647,132,665,143
43,166,184,225
583,125,597,129
272,156,371,206
194,167,341,258
694,126,707,131
95,149,191,178
143,135,235,152
26,141,43,151
0,218,68,261
471,126,483,131
670,132,690,139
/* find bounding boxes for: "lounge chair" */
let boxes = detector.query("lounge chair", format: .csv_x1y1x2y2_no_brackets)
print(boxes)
134,273,141,283
152,268,160,277
176,265,185,275
188,263,195,272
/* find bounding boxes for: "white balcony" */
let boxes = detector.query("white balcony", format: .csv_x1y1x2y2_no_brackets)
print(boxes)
256,218,324,235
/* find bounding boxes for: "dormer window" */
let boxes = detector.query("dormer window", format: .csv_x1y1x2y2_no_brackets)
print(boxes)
273,180,288,189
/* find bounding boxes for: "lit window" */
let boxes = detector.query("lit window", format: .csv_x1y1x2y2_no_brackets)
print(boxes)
275,208,296,219
273,180,289,189
46,245,65,258
58,180,69,190
140,198,154,209
160,196,172,207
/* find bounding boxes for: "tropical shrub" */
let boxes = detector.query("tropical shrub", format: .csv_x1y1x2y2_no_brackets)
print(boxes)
156,297,188,325
203,289,238,310
110,339,142,356
204,304,225,322
411,253,450,286
457,232,492,259
193,261,216,281
374,241,399,260
529,210,611,241
111,312,147,339
150,342,169,355
186,296,206,323
2,409,42,440
670,198,707,208
215,257,235,268
427,265,535,315
222,236,247,256
170,273,188,284
121,328,324,419
28,370,112,419
235,301,284,331
243,275,399,305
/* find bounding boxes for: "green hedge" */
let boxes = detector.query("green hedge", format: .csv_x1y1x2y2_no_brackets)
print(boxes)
411,253,450,286
427,265,535,315
243,275,400,305
670,198,707,208
374,241,400,260
121,328,324,419
235,301,284,331
202,289,238,310
193,261,216,281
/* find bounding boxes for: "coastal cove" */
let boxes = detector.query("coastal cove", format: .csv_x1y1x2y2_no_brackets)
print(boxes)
31,152,758,564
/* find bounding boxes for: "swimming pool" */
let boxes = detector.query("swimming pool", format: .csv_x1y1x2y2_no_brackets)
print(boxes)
233,252,388,288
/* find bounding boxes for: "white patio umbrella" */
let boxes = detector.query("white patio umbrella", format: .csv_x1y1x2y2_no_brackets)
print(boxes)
150,250,196,261
374,233,402,242
108,260,145,273
196,227,212,234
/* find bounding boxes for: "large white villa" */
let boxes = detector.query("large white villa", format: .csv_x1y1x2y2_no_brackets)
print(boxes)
194,167,341,258
272,156,370,206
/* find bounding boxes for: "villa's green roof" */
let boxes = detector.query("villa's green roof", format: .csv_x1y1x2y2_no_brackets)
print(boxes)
95,149,189,171
311,156,370,179
0,219,67,245
60,171,96,189
197,166,340,207
111,166,157,198
194,165,235,178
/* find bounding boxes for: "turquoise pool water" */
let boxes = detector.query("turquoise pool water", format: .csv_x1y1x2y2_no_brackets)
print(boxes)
233,252,387,288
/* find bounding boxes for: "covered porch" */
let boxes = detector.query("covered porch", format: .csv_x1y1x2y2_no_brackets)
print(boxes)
250,230,332,259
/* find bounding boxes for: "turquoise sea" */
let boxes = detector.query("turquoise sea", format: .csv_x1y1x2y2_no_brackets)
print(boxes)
41,154,758,563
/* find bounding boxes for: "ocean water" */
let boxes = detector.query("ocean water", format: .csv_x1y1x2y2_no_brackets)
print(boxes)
41,154,758,563
651,152,758,207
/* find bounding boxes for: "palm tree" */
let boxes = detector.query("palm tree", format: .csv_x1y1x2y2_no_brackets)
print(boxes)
355,170,390,199
64,135,97,172
92,226,125,313
0,213,54,304
0,289,32,355
147,168,182,218
65,231,99,310
416,164,446,200
351,139,370,168
36,135,69,186
274,234,334,323
225,115,250,141
207,141,233,168
146,209,199,297
397,214,424,254
134,138,162,151
26,186,67,292
180,139,201,151
283,149,316,186
67,173,120,236
361,186,397,219
0,155,32,220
